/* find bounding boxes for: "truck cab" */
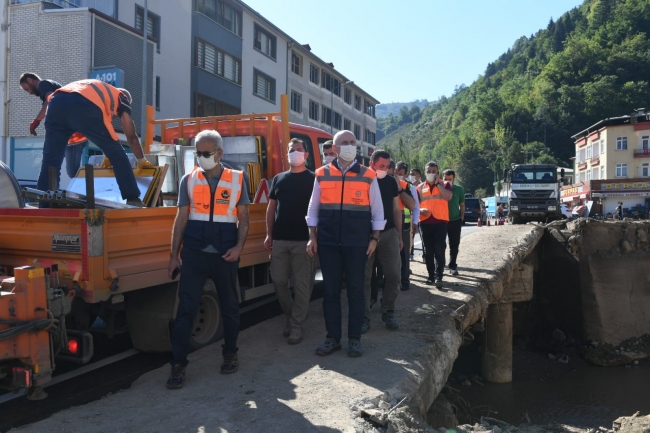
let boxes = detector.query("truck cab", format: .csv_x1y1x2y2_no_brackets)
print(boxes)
506,163,564,224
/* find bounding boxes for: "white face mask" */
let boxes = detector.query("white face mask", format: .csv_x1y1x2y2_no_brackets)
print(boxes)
288,151,305,167
397,175,404,181
337,145,357,162
198,155,218,171
323,155,335,164
376,169,388,179
426,173,437,183
406,175,414,183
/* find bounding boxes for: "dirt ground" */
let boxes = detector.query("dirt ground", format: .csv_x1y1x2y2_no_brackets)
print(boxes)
9,224,542,433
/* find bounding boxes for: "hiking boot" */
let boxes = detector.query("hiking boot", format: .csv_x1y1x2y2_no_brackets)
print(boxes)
450,269,459,276
221,353,239,374
382,311,399,330
316,336,342,356
348,339,363,357
288,326,303,345
283,316,291,337
166,363,186,389
425,278,435,286
435,278,444,289
126,198,146,208
361,317,370,334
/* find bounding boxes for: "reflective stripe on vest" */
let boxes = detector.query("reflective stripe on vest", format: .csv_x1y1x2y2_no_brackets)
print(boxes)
419,182,449,222
187,166,243,223
67,132,87,146
316,164,375,213
51,79,122,141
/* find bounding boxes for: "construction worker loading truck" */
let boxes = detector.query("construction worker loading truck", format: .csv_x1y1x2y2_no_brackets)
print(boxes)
33,78,152,207
19,72,88,179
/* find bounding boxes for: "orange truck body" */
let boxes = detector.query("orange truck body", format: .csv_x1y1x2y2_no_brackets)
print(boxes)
0,95,331,391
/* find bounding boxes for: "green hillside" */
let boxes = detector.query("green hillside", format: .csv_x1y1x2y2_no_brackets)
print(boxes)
377,0,650,196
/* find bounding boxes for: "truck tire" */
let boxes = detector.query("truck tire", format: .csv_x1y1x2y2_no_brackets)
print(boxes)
189,287,224,351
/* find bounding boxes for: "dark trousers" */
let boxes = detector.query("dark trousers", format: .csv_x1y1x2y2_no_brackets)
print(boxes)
39,92,140,201
64,141,87,179
400,223,411,286
420,222,448,280
447,219,462,270
171,247,240,366
318,244,367,341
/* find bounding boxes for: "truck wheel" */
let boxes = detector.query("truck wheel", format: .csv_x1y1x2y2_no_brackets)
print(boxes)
189,289,224,351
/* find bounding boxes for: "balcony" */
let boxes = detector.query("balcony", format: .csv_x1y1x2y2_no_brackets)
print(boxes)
633,149,650,158
577,161,588,170
590,157,600,165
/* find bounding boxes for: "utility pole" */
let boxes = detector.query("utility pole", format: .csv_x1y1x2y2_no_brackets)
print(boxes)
140,0,148,143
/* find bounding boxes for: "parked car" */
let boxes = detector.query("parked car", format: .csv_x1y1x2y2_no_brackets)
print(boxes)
464,198,487,225
560,203,573,219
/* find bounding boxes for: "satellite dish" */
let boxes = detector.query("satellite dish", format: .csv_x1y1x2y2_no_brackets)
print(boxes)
0,160,24,208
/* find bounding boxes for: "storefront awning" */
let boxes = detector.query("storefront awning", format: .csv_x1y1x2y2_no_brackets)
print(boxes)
592,191,650,198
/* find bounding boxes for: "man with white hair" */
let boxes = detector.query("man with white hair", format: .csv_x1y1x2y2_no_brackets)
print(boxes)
30,78,150,206
306,130,385,357
166,129,250,389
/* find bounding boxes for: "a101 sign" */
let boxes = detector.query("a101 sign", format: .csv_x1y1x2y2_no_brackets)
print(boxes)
91,68,124,88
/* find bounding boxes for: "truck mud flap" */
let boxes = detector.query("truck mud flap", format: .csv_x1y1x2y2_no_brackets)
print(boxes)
125,282,178,352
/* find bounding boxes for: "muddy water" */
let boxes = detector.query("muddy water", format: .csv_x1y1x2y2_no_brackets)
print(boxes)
455,350,650,427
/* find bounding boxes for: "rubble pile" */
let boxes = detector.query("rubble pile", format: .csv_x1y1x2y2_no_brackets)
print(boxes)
583,334,650,367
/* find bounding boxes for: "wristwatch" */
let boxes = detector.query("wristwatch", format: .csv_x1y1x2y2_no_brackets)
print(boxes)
370,236,379,243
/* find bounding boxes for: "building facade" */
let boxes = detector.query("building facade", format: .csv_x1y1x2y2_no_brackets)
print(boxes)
561,110,650,216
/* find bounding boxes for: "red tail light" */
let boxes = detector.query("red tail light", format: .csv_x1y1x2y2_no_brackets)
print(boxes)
12,367,31,388
67,339,79,354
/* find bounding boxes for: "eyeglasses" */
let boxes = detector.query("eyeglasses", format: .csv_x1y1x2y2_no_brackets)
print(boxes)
195,150,217,158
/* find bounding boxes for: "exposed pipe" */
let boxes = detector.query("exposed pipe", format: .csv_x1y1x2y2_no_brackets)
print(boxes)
140,0,148,142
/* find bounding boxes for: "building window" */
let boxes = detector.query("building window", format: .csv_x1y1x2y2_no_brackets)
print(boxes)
135,5,161,50
155,76,160,111
309,100,319,121
592,142,599,158
322,106,332,126
291,51,302,76
586,169,591,181
365,128,376,145
290,91,302,113
600,139,605,154
600,165,605,179
195,0,242,36
321,71,341,96
196,38,241,85
592,167,599,180
364,99,376,118
353,123,361,140
354,94,361,110
586,145,592,159
254,25,276,59
616,163,628,177
309,64,319,85
616,137,628,150
642,136,649,150
579,148,586,163
642,163,649,177
343,118,351,131
253,70,276,102
333,111,342,130
344,88,351,105
195,93,240,117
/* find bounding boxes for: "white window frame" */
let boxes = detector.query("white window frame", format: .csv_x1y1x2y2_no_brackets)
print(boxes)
254,25,276,59
600,165,605,179
642,136,649,150
642,163,650,177
616,163,628,177
616,137,628,150
587,145,592,159
593,142,599,158
579,148,586,163
600,139,605,154
586,169,591,181
592,167,599,180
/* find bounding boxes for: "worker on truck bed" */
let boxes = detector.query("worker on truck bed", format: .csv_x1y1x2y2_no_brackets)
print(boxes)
167,130,250,389
19,72,88,179
34,79,151,207
306,130,385,358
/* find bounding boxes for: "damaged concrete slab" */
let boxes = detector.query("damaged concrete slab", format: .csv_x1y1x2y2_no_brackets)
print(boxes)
9,225,543,433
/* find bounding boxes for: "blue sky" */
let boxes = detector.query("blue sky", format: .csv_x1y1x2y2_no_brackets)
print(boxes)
244,0,584,104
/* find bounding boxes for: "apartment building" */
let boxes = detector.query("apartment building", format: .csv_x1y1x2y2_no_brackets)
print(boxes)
561,110,650,216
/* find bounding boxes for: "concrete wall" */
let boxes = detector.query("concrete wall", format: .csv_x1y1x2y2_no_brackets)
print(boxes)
116,0,192,122
240,10,287,114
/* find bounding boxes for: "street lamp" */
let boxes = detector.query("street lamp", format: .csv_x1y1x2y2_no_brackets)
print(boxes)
330,80,353,133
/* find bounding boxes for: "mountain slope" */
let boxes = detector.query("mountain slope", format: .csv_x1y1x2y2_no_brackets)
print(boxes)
377,0,650,195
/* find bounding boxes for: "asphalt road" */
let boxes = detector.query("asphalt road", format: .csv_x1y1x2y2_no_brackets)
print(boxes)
412,221,483,254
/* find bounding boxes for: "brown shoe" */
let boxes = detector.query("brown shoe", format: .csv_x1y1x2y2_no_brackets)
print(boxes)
283,316,291,337
288,326,303,345
221,353,238,374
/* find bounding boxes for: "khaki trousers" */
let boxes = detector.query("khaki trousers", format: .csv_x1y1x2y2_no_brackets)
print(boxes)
270,240,314,327
364,228,402,318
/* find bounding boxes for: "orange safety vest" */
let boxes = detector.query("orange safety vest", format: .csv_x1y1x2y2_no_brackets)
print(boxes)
419,181,449,222
52,79,123,141
315,162,376,246
398,179,408,212
187,166,243,223
67,132,87,146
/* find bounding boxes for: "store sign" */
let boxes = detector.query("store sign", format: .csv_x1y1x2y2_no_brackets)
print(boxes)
91,68,124,88
603,182,648,190
561,186,584,196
